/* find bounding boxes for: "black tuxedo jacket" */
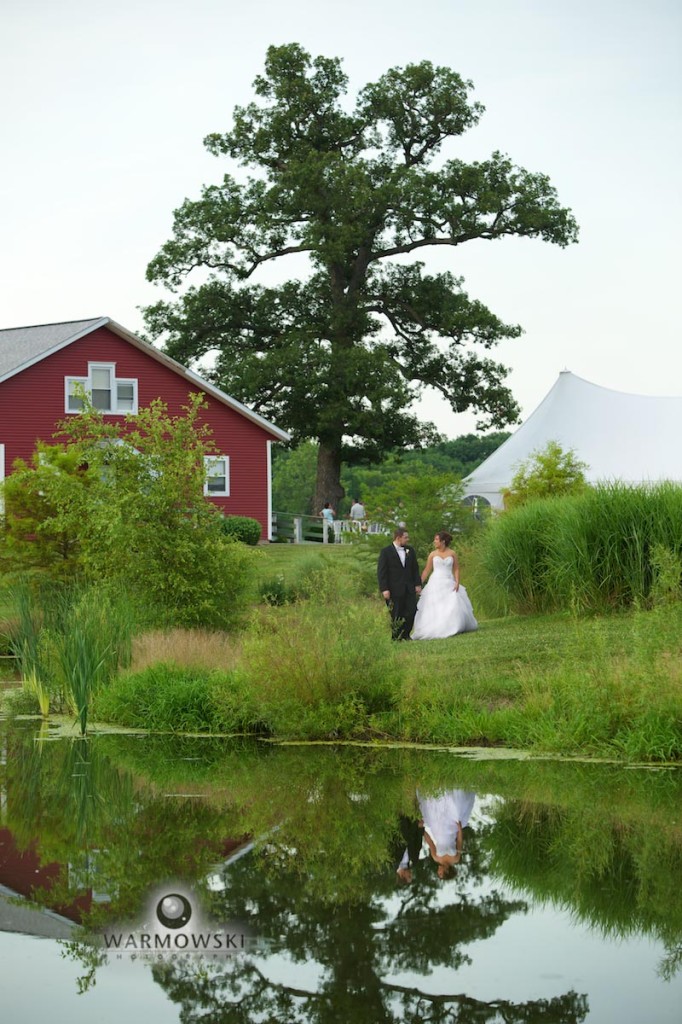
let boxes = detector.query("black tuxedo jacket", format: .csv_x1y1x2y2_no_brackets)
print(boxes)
390,815,425,871
377,543,421,597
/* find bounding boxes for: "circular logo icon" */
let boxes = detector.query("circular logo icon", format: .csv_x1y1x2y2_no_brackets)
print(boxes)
156,893,192,929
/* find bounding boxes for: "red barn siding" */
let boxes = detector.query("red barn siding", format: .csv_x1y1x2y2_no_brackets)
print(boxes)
0,827,92,924
0,327,277,537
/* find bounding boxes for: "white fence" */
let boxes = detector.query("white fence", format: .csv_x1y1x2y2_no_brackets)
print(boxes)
271,512,386,544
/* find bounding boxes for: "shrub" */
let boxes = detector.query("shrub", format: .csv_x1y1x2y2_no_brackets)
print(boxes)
296,550,380,603
0,394,256,628
219,515,262,546
3,686,40,715
95,662,254,734
126,528,254,630
256,550,379,607
258,574,292,606
239,598,402,738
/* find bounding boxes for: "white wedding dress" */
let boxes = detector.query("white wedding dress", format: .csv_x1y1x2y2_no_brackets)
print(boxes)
411,555,478,640
417,789,476,856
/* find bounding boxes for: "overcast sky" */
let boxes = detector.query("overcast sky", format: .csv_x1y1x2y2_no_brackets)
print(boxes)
2,0,680,438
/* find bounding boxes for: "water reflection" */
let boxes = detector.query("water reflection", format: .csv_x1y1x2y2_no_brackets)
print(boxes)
0,719,680,1021
418,787,475,878
392,811,422,885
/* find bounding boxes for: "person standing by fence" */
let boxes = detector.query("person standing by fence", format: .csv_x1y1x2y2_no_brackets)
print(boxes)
349,498,366,526
320,502,336,543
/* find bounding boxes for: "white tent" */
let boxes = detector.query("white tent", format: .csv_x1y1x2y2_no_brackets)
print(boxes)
463,371,682,509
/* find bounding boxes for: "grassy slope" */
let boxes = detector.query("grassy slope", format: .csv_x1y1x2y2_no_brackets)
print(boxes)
390,603,682,759
251,544,682,759
401,604,680,680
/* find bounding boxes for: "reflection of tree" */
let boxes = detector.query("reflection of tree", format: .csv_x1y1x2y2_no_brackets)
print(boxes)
488,800,682,980
8,722,680,1017
659,943,682,983
149,827,587,1024
154,955,587,1024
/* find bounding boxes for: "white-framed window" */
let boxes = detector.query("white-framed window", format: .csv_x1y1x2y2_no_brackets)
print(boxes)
65,363,138,415
204,455,230,496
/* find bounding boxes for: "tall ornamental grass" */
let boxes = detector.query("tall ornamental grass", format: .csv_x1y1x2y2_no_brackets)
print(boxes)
481,483,682,614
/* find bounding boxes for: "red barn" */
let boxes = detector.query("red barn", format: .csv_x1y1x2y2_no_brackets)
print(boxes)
0,317,290,540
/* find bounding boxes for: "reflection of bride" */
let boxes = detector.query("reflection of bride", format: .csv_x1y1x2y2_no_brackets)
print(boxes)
417,788,476,878
411,531,478,640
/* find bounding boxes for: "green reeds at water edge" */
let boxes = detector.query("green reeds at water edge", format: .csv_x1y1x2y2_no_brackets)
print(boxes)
9,584,133,733
481,482,682,614
11,587,53,716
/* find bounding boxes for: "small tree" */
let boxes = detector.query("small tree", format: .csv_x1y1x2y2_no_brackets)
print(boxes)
272,440,319,515
504,440,587,508
0,394,253,628
367,473,465,559
1,444,93,579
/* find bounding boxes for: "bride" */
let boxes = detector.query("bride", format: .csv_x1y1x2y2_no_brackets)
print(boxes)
411,531,478,640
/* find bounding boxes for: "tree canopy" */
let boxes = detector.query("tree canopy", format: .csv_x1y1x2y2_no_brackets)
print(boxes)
144,43,578,510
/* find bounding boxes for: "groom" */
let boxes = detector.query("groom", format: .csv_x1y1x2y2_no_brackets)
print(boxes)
377,528,422,640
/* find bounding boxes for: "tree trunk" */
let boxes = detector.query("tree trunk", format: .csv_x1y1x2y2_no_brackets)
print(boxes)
315,444,345,518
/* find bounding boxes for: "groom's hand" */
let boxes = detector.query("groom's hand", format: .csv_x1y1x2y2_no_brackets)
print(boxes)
382,590,391,600
415,586,422,594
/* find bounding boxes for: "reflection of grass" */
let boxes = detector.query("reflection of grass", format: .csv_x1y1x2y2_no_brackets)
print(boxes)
488,799,682,964
98,731,682,959
5,717,681,979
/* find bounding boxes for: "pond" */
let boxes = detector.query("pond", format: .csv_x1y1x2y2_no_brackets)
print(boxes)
0,716,680,1023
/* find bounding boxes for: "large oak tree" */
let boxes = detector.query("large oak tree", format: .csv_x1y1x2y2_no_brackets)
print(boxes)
144,44,578,510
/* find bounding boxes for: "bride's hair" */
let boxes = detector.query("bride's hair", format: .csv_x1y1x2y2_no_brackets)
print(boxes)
435,530,453,546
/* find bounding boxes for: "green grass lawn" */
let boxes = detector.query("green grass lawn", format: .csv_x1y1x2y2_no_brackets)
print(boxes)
400,603,681,681
253,541,363,580
388,602,682,759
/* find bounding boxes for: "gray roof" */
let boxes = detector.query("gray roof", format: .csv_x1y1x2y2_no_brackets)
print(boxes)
0,318,107,380
0,888,77,939
0,317,290,441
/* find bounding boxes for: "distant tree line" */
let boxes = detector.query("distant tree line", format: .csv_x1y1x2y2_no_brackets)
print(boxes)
273,431,510,517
